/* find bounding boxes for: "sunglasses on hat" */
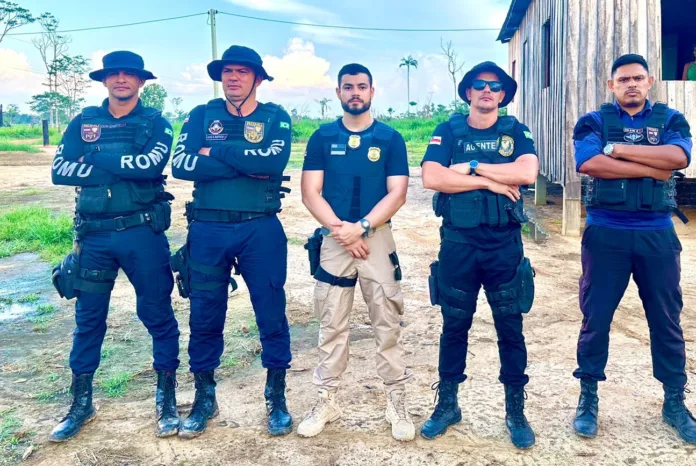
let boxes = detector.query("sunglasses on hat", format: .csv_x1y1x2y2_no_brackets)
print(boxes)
472,79,503,92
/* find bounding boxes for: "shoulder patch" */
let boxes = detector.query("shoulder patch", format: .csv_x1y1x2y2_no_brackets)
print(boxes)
279,121,290,130
523,131,533,139
164,127,173,136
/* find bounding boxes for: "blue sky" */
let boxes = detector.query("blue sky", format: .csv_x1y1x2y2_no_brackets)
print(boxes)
1,0,512,116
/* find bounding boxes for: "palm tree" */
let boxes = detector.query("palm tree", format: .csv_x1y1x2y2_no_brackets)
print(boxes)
399,55,418,115
387,107,394,119
316,98,331,120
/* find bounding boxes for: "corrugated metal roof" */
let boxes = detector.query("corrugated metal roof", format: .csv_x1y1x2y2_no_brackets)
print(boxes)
497,0,533,43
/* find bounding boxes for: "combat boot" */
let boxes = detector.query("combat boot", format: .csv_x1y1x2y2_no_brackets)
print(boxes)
48,373,96,442
297,389,342,437
264,368,292,436
663,386,696,444
385,388,415,441
504,385,535,449
155,370,180,437
573,379,599,438
179,371,219,439
420,380,462,440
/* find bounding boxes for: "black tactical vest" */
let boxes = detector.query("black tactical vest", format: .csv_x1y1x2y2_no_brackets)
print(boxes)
76,105,167,216
434,114,527,229
584,102,678,215
191,99,288,214
319,120,395,222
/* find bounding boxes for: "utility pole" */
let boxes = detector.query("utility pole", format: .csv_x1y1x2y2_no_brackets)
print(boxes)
209,9,220,98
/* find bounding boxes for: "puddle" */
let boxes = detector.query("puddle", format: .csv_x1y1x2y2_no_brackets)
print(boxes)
523,220,549,243
0,252,54,321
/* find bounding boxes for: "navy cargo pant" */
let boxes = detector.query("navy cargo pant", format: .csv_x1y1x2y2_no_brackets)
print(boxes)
70,226,180,374
573,225,686,388
438,233,529,387
187,215,291,373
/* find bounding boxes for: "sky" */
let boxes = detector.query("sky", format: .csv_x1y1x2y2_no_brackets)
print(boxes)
1,0,513,117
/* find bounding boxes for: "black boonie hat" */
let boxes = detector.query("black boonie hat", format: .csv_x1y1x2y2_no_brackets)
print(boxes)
207,45,274,82
88,51,156,81
458,61,517,108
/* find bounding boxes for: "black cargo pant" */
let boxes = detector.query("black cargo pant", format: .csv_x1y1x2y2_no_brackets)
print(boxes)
573,225,686,389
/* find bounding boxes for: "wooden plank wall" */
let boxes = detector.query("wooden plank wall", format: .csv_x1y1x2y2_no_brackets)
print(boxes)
506,0,566,185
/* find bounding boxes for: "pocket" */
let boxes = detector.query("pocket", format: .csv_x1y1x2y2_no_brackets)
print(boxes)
128,181,158,205
381,282,405,318
449,194,482,228
595,179,627,205
77,186,110,213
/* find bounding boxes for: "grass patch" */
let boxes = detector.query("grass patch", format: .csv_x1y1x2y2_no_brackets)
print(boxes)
0,297,13,305
100,372,133,398
27,316,50,324
19,188,43,196
34,392,55,403
36,304,57,315
0,410,21,442
101,344,116,360
220,355,241,368
0,125,61,140
0,206,74,264
0,138,40,153
17,293,39,304
287,236,305,246
234,319,259,337
0,408,33,464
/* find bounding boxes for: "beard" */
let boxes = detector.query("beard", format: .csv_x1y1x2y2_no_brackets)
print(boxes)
341,99,371,116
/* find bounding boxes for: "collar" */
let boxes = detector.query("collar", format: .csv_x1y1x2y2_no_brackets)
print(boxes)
99,98,143,117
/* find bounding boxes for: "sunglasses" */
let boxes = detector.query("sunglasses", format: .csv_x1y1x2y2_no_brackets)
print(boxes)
472,79,503,92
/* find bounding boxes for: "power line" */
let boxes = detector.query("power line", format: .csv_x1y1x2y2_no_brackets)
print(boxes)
218,11,500,32
5,12,208,36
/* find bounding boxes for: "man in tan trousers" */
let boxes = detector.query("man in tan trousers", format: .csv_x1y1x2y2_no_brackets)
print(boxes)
299,63,414,441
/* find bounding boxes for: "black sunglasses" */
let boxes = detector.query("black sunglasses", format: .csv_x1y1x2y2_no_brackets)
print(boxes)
472,79,503,92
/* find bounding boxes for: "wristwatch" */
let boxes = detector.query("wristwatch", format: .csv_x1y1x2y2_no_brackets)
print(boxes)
603,144,615,157
469,160,479,176
359,218,371,234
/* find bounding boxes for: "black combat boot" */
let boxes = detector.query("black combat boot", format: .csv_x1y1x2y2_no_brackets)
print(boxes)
573,379,599,438
420,380,462,439
504,385,535,449
48,373,96,442
264,368,292,436
178,371,219,439
663,386,696,444
155,370,180,437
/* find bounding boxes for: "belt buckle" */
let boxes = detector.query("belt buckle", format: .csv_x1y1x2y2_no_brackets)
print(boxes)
113,216,126,231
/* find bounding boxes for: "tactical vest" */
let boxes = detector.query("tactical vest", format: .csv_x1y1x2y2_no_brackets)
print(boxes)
435,114,527,229
76,105,167,216
191,99,289,215
584,102,678,215
319,120,395,222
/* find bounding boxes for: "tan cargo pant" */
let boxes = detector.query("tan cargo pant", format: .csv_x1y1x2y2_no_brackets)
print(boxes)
312,225,413,393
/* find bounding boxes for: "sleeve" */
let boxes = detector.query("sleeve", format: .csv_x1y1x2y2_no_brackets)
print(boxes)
171,105,239,182
82,116,173,180
421,122,454,167
51,116,120,186
664,111,692,165
512,123,538,159
301,131,325,171
386,131,409,177
573,112,604,172
209,109,292,177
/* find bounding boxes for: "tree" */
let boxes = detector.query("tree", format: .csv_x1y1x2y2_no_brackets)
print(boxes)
387,107,395,119
5,104,18,125
141,83,167,110
28,92,70,122
441,38,465,110
50,55,89,118
32,13,71,126
399,55,418,115
0,1,34,46
316,97,330,120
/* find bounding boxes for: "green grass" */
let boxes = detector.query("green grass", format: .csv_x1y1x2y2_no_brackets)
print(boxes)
34,392,55,403
0,126,61,140
100,372,133,398
0,206,74,264
19,188,43,196
27,315,50,324
0,139,40,153
0,410,20,442
17,293,39,304
287,236,305,246
36,304,57,315
220,355,241,368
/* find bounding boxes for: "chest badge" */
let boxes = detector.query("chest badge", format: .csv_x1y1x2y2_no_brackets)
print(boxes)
367,147,381,162
244,121,265,143
498,135,514,157
647,127,660,145
209,120,224,135
348,134,361,149
623,128,644,143
81,124,101,142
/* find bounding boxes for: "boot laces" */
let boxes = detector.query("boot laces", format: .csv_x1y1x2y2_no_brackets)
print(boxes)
507,389,528,423
389,391,408,421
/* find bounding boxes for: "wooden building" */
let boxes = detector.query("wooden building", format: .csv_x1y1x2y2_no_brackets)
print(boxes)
498,0,696,235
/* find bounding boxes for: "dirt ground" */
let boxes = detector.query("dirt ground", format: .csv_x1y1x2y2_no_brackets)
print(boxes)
1,151,695,466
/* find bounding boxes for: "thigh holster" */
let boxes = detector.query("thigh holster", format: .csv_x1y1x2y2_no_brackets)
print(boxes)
428,260,477,319
485,256,535,316
51,252,118,300
170,244,238,299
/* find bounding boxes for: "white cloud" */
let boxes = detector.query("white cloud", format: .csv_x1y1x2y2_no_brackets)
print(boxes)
0,49,45,110
263,38,333,90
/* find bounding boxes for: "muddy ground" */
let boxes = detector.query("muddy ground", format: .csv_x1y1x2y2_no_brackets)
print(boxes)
0,151,695,466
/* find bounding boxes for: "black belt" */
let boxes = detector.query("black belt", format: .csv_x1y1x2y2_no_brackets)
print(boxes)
190,209,270,223
75,211,152,233
314,266,358,288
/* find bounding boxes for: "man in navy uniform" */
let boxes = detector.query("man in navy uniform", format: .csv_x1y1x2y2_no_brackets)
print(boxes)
572,53,694,443
171,45,293,438
50,51,180,441
420,62,538,449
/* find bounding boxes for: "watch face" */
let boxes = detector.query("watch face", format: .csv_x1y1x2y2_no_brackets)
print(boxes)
361,219,370,229
470,161,479,168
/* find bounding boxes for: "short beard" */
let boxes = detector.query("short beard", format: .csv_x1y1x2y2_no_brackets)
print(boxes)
342,100,371,116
